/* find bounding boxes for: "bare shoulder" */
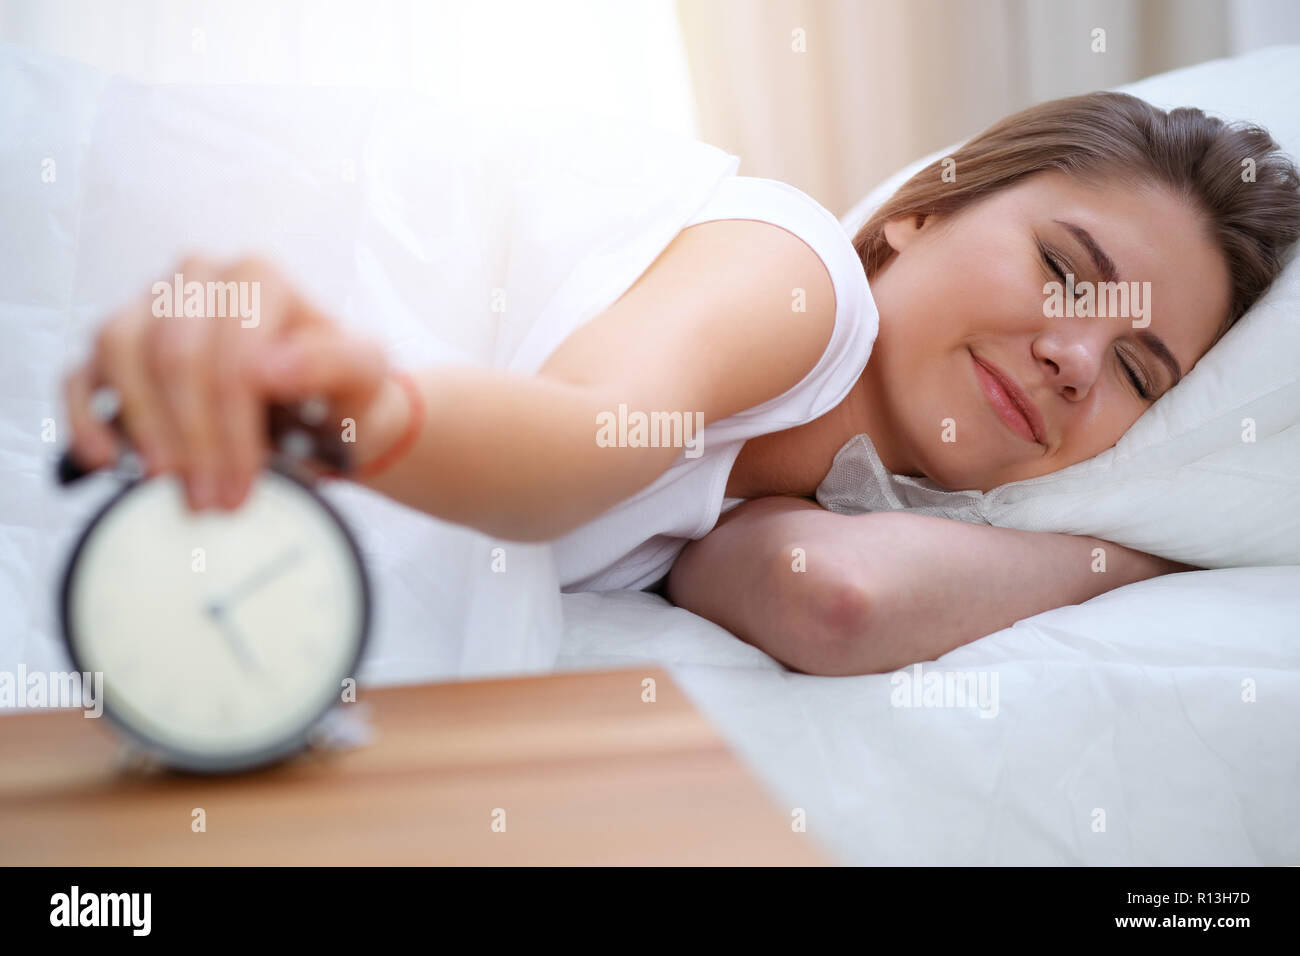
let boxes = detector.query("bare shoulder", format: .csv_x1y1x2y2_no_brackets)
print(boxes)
539,218,838,425
673,216,838,309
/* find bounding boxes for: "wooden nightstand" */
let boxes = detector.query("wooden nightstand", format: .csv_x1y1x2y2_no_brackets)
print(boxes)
0,666,827,865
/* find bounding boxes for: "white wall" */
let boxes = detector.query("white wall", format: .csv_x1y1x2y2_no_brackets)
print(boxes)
0,0,700,136
1229,0,1300,51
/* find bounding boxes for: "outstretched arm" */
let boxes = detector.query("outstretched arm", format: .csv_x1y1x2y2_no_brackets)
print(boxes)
665,496,1197,676
65,217,835,542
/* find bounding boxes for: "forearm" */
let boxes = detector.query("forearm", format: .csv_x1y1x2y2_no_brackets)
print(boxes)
667,498,1197,675
349,365,679,541
852,511,1197,674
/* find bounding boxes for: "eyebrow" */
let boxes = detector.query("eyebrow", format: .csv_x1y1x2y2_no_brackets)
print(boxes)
1052,218,1184,390
1053,219,1118,283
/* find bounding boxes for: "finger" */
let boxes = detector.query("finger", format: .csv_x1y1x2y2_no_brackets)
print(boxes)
211,304,266,510
208,256,329,506
62,362,117,470
147,286,225,510
93,304,181,477
257,332,389,408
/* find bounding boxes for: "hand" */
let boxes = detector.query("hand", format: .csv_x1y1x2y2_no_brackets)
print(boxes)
62,256,390,511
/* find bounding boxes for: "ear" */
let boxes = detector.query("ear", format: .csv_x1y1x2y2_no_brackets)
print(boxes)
882,212,931,254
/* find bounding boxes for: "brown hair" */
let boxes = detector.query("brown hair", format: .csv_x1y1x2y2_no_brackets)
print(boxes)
853,91,1300,346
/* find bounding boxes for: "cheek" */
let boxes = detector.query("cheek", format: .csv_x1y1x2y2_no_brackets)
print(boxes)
969,241,1031,303
928,238,1027,330
1055,404,1135,466
874,231,1026,367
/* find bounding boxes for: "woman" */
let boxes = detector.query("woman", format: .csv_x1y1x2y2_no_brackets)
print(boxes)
63,92,1300,675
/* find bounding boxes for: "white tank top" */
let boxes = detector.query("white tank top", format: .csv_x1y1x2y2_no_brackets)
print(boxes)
551,175,880,592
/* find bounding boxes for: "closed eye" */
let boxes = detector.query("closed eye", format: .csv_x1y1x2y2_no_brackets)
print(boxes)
1040,240,1154,402
1039,241,1075,291
1117,347,1154,401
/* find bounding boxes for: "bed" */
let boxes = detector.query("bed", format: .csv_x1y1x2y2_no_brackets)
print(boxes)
1,41,1297,865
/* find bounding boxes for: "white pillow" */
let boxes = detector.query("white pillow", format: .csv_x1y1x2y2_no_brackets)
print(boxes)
825,44,1300,569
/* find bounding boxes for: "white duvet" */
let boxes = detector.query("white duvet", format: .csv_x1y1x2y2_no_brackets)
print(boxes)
2,43,1297,866
0,41,736,682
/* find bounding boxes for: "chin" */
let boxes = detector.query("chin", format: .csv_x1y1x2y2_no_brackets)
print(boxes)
901,425,986,492
908,448,979,493
929,469,987,493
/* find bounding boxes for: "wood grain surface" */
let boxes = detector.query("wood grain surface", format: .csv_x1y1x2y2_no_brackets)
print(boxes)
0,667,827,866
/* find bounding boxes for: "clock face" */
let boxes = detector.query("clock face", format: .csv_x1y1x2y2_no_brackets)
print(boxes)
61,469,369,772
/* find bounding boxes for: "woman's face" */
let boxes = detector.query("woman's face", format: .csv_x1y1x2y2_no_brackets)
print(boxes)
859,169,1232,492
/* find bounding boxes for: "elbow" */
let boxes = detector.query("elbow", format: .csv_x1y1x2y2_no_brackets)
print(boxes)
817,577,876,669
779,564,883,677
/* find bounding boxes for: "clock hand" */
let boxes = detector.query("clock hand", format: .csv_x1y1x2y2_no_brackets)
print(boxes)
213,543,308,612
201,545,307,681
204,603,266,677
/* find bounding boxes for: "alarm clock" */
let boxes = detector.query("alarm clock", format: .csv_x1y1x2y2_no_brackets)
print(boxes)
55,395,372,774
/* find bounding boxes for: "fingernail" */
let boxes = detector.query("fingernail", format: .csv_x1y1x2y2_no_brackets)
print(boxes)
221,476,244,510
192,475,216,510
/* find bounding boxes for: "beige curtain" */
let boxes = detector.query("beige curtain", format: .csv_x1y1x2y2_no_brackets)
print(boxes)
674,0,1266,219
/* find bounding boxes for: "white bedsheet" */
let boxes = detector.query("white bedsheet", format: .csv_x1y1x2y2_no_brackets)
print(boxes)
554,568,1300,865
2,43,1297,867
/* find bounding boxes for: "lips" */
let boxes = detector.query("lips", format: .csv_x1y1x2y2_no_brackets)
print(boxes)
972,352,1046,445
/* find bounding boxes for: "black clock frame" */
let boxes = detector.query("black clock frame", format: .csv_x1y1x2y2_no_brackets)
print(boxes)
57,462,373,775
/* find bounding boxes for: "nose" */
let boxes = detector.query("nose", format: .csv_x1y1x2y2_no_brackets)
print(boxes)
1033,319,1111,401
